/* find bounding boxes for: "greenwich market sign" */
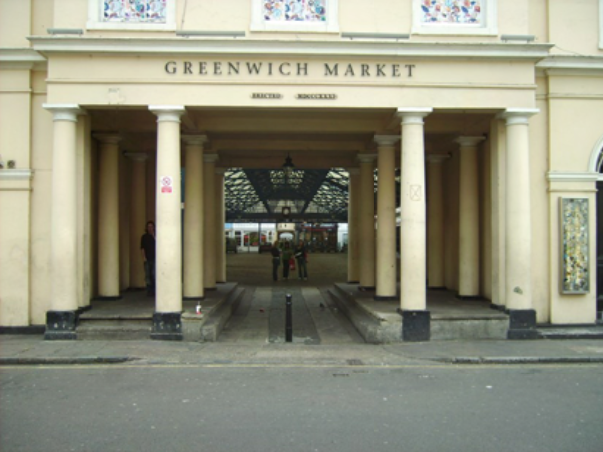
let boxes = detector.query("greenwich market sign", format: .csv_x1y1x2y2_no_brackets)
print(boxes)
164,60,416,78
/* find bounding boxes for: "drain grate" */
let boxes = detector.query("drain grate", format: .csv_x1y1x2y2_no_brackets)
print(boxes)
346,359,364,366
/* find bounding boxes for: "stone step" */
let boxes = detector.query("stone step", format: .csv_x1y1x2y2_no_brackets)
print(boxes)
77,319,152,341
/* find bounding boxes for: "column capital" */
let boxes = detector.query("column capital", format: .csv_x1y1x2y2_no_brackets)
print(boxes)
374,135,399,147
93,133,122,145
426,154,450,164
455,136,485,147
43,104,85,122
182,134,208,146
497,108,539,126
357,153,377,164
203,153,219,163
396,107,433,125
149,105,186,123
124,152,148,162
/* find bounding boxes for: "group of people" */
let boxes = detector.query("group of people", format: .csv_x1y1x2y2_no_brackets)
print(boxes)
270,240,309,282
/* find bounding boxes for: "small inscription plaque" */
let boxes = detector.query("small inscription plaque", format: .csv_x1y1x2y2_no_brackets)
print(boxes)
296,94,337,100
252,93,282,99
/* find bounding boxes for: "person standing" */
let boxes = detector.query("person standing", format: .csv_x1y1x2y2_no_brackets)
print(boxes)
270,240,281,282
294,240,308,280
281,241,293,281
140,220,156,296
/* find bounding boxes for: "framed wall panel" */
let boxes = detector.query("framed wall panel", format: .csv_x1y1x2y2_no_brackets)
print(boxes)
560,197,590,294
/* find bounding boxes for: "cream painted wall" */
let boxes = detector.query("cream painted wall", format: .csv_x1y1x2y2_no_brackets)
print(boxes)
52,0,86,29
531,89,551,322
32,0,54,36
528,0,548,43
0,0,31,47
548,0,602,56
0,70,32,168
29,79,53,325
339,0,409,35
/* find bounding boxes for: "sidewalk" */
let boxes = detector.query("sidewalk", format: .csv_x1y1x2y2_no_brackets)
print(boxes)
1,335,603,366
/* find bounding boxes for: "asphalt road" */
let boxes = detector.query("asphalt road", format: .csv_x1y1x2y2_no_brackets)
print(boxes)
1,363,602,452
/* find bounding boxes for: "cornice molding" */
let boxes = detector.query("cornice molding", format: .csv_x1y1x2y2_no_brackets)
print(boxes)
0,169,33,181
0,48,46,70
547,172,599,183
27,36,554,60
537,55,603,74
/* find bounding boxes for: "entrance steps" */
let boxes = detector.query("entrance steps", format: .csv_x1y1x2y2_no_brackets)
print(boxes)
328,283,509,343
76,283,245,341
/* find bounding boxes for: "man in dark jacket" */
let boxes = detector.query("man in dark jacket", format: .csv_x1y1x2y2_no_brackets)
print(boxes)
141,221,156,295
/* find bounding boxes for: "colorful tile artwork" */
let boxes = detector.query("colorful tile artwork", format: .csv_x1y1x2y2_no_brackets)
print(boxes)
420,0,483,25
561,198,590,294
103,0,167,23
263,0,327,22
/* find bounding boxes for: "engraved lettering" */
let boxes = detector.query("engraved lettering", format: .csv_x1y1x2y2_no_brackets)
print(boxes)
165,61,177,74
246,62,263,74
392,64,401,77
405,64,416,77
344,64,355,77
228,62,240,75
297,63,308,76
199,62,207,75
214,62,222,75
324,63,339,76
376,64,386,77
184,61,193,74
361,64,370,77
279,62,291,76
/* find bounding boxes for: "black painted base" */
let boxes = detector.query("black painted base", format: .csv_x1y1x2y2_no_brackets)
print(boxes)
44,311,77,340
359,286,375,291
398,309,431,342
490,303,506,312
183,296,205,301
507,309,541,340
428,286,447,291
76,305,92,315
151,312,183,341
0,325,45,335
95,295,122,301
374,295,397,301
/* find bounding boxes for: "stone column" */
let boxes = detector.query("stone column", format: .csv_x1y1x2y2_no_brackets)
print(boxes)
95,134,122,299
203,153,219,290
456,136,484,297
215,169,226,283
375,136,398,300
149,105,185,340
347,168,360,283
126,153,148,289
43,104,84,340
358,154,377,290
182,135,206,300
427,154,448,289
499,108,539,338
397,107,432,341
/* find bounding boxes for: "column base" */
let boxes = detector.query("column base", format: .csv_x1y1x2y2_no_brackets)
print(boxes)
183,296,205,301
507,309,541,340
397,309,431,342
374,295,397,301
151,312,183,341
0,325,45,335
44,311,77,340
359,286,375,291
490,303,506,312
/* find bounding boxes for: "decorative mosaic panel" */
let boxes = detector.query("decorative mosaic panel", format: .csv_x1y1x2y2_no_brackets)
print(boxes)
420,0,484,25
560,197,590,294
103,0,167,23
263,0,327,22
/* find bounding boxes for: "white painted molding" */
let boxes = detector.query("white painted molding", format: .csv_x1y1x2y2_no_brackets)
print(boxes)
537,55,603,73
374,135,399,147
0,48,47,70
0,169,33,180
587,134,603,172
43,104,85,121
149,105,185,122
600,0,603,50
547,172,599,183
27,37,553,59
455,136,485,147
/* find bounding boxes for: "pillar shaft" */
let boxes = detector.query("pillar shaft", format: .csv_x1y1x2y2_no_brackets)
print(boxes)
215,170,226,283
96,134,122,297
427,155,447,288
501,109,538,310
45,105,83,312
457,137,484,296
183,136,206,298
347,169,360,282
358,155,377,289
398,108,432,311
375,136,398,299
150,106,185,314
127,153,148,288
203,154,218,290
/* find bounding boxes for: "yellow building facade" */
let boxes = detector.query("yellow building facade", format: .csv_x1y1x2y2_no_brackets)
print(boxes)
0,0,602,340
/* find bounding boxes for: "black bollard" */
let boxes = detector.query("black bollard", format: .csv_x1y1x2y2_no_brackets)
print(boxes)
285,293,292,342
